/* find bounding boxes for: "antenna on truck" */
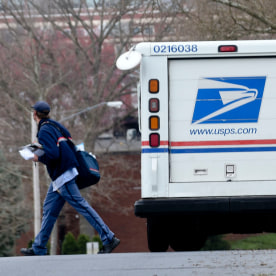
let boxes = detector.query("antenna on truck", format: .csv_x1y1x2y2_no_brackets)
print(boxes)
116,46,142,70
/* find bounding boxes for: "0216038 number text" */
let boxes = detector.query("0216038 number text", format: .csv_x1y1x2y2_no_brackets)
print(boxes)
153,44,198,54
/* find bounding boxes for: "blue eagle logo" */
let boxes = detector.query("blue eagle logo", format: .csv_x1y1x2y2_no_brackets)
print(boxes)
192,77,266,124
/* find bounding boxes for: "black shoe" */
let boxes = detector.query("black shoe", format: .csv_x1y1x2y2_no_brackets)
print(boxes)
20,248,36,256
98,237,120,254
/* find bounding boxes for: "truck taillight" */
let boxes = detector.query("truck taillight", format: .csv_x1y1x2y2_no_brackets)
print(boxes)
149,79,159,93
149,116,159,130
149,133,160,147
218,45,237,52
149,98,159,112
148,79,160,147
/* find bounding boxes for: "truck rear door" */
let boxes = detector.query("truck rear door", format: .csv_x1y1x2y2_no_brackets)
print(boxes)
168,57,276,197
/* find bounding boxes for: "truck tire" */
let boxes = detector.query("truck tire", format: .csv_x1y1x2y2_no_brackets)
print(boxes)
169,217,207,251
170,233,207,251
147,217,169,252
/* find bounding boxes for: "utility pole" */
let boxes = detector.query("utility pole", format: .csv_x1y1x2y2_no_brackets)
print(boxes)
31,112,41,236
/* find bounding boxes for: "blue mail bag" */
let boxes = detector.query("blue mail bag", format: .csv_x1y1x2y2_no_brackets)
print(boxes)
42,120,100,189
75,150,101,189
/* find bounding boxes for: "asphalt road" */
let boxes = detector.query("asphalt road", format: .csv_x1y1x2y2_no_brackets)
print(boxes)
1,250,276,276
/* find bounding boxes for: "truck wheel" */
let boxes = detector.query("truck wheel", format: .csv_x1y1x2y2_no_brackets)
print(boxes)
147,217,169,252
170,233,207,251
169,218,207,251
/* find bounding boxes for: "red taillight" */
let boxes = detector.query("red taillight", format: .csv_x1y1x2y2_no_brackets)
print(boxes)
218,45,237,52
149,133,160,147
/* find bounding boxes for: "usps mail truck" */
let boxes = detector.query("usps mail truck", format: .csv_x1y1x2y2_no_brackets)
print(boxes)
117,40,276,251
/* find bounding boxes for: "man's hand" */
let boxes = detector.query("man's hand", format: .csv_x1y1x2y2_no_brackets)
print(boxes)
33,154,39,162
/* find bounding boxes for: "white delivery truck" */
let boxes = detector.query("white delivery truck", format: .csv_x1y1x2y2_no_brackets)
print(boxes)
117,40,276,251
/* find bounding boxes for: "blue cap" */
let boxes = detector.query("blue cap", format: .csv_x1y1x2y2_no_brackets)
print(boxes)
32,101,50,113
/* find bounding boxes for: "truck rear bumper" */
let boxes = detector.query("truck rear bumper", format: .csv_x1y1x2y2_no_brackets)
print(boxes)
134,196,276,217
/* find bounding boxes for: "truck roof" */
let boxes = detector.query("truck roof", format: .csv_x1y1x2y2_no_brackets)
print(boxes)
135,40,276,57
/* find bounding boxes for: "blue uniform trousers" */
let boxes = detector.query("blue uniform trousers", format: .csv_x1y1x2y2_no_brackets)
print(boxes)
32,178,114,255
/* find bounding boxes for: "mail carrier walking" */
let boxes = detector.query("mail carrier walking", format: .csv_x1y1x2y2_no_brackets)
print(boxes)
21,101,120,255
117,40,276,252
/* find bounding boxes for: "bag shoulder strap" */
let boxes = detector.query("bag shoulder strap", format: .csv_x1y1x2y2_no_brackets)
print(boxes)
41,121,75,146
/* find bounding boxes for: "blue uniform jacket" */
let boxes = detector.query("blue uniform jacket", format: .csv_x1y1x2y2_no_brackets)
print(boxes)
37,118,79,181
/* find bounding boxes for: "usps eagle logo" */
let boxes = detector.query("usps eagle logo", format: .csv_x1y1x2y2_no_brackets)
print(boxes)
192,77,266,124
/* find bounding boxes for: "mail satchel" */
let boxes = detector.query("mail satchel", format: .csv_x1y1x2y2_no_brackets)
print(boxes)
43,121,100,189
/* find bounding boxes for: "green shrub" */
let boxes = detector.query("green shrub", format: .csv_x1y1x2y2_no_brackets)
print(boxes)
61,233,102,254
77,234,91,254
201,235,231,250
62,232,79,255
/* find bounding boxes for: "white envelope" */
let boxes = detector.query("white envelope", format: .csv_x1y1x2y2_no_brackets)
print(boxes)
19,148,35,160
